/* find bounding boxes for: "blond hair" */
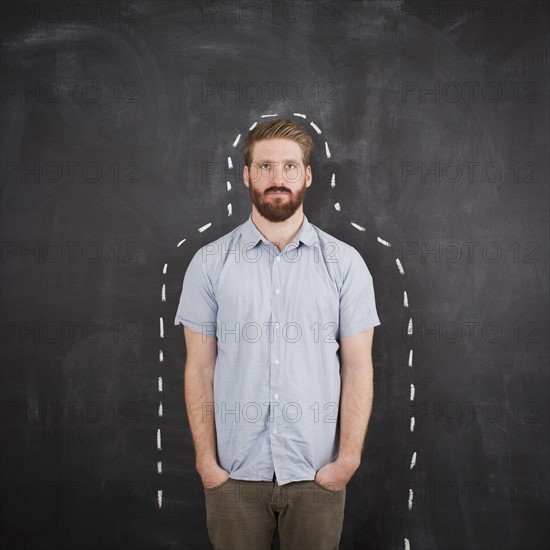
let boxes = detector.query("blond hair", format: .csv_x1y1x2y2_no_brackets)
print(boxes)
242,118,314,168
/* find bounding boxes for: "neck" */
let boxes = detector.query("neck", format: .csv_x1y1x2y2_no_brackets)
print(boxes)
251,207,305,253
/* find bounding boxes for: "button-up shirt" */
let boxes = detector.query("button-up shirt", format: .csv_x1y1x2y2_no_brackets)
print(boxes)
174,213,381,485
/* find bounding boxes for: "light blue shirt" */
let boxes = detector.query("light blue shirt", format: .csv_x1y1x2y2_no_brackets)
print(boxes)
174,213,381,485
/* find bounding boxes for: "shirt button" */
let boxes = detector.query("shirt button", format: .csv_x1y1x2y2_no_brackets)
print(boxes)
274,393,279,400
275,323,280,328
272,428,278,435
274,359,280,365
275,288,280,294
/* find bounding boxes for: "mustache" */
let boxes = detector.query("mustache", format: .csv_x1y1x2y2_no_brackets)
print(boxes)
266,188,290,194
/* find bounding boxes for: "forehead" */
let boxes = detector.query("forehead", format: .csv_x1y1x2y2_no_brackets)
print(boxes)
250,138,303,162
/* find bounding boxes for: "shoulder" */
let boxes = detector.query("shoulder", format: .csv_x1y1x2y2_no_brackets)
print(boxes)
309,223,361,265
308,222,374,287
190,220,246,269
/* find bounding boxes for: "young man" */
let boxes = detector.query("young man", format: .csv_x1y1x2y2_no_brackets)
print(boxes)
174,119,381,549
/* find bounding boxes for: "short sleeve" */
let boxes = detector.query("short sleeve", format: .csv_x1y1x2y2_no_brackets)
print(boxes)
174,248,218,335
338,248,381,338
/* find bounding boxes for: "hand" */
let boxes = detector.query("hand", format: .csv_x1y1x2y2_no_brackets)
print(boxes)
314,456,360,492
198,462,230,490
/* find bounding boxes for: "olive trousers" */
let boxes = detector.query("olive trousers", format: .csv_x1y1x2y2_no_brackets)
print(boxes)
203,475,346,550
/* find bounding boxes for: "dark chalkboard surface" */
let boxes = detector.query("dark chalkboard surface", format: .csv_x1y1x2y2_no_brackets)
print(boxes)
1,1,548,549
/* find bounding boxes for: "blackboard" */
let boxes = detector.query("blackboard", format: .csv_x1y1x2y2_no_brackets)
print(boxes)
1,1,548,549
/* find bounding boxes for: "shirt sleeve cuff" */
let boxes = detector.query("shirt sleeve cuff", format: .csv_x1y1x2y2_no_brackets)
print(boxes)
339,316,381,338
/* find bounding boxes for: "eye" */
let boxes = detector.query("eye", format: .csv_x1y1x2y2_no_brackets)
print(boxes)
260,163,271,169
285,163,297,170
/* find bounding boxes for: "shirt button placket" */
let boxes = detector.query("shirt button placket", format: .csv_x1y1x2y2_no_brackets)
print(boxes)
271,247,282,451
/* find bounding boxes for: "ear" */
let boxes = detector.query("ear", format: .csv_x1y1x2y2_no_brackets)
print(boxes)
243,164,249,188
305,165,313,188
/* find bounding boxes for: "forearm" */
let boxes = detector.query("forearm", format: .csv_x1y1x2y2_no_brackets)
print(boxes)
184,362,218,471
337,357,374,467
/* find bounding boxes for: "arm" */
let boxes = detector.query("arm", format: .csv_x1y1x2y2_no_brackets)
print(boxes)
183,326,229,488
314,327,375,490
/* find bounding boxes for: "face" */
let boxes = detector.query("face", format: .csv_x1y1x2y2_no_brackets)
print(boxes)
244,138,312,223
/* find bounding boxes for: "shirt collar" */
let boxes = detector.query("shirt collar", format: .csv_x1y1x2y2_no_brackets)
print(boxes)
239,213,318,249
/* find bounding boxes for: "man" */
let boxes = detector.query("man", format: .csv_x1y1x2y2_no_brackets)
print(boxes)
174,118,381,549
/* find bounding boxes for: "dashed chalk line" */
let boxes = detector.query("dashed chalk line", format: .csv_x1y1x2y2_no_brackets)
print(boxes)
161,114,418,550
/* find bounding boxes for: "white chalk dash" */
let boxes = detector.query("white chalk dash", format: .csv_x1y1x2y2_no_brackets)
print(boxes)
161,284,166,302
261,113,278,118
403,290,409,307
408,349,413,367
351,222,366,232
162,263,167,274
310,121,322,135
324,141,331,158
331,173,336,188
159,317,164,338
232,134,241,147
396,258,405,275
407,317,413,335
227,203,232,216
410,384,415,401
404,538,411,550
410,417,415,432
410,452,417,470
157,461,163,475
159,349,164,362
249,121,258,130
226,180,232,191
158,401,163,417
158,377,163,393
157,429,162,451
198,222,211,233
157,490,163,508
334,203,341,211
408,489,414,510
377,237,391,247
293,113,306,118
177,238,186,248
227,157,233,169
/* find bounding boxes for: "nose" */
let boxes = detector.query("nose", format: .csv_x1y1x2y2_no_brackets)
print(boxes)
269,162,285,184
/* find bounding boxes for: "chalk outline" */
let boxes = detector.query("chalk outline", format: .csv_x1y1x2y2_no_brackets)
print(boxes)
159,114,416,549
